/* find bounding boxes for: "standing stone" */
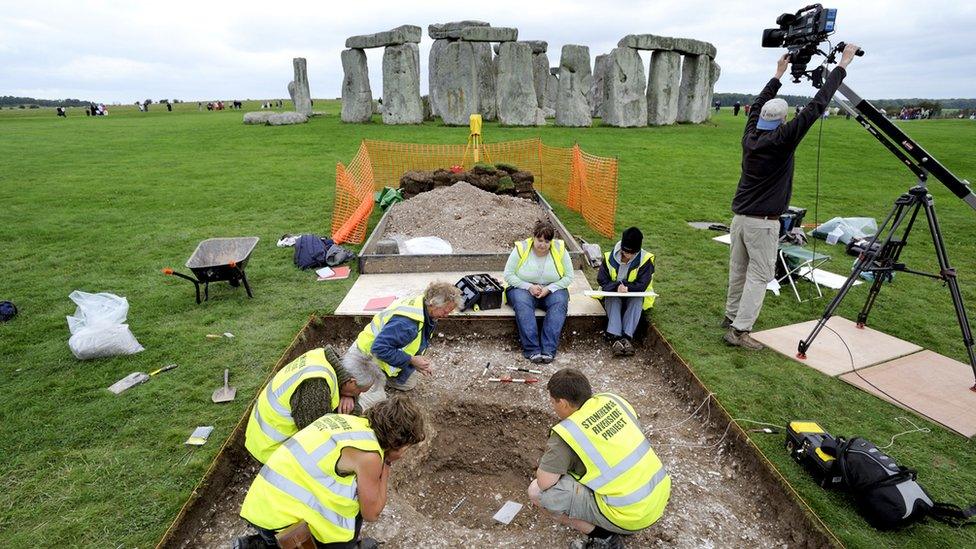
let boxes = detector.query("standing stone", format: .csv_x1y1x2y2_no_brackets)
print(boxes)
589,54,609,117
531,51,550,108
382,43,423,124
476,42,496,121
555,45,593,127
287,58,312,116
676,54,711,124
341,49,372,123
707,61,721,120
646,50,681,126
495,42,539,126
544,71,558,111
428,39,447,117
431,40,480,125
346,25,421,49
603,47,646,127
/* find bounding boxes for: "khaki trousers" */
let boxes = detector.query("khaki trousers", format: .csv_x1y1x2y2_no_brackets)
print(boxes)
725,214,779,332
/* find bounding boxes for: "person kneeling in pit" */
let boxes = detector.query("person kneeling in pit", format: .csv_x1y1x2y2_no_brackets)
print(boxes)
528,369,670,549
236,395,427,549
595,227,655,357
342,282,462,410
245,346,371,464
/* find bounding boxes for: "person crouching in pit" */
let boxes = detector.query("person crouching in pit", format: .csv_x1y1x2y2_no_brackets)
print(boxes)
528,368,670,549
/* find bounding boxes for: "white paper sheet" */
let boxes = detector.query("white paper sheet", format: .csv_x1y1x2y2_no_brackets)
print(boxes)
492,500,523,525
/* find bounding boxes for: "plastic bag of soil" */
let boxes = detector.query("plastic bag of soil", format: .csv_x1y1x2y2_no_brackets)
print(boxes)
66,291,144,360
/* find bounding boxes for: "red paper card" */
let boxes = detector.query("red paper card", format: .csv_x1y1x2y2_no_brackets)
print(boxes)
364,295,396,311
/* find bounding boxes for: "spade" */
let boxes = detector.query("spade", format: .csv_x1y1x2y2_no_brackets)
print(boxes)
211,369,237,403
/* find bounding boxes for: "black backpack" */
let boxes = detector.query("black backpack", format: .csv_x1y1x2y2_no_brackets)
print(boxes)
293,234,333,270
833,437,976,529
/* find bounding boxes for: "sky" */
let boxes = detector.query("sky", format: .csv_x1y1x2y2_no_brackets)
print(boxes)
2,0,974,104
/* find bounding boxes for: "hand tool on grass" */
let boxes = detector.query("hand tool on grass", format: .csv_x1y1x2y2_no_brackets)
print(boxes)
507,366,542,374
108,364,178,394
211,369,237,403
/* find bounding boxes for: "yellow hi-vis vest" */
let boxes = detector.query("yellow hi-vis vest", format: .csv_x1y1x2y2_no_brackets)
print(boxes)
240,414,383,543
245,348,341,464
599,250,656,310
514,238,568,279
355,295,425,378
551,393,670,531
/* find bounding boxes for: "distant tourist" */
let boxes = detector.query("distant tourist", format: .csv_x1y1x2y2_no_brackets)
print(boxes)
733,101,741,116
714,99,721,112
166,102,172,112
56,106,66,117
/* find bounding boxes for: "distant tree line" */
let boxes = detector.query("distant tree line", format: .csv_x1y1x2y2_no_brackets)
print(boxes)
715,93,976,113
0,96,91,107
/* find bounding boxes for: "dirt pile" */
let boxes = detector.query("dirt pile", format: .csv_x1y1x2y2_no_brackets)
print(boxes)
399,164,536,201
381,182,546,253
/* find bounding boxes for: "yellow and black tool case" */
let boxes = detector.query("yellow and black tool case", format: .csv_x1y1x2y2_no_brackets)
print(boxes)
786,420,844,488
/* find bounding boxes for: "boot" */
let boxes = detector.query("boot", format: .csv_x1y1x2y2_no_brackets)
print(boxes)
720,316,733,329
610,339,626,357
723,327,764,350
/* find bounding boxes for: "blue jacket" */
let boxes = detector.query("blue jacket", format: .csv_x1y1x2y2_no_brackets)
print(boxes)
372,304,435,382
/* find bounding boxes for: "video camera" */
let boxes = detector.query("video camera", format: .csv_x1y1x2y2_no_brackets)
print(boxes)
762,4,837,82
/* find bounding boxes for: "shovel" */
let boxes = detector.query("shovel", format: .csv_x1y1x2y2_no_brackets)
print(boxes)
211,369,237,403
108,364,178,394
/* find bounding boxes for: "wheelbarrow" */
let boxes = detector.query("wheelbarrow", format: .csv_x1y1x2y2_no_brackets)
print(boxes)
163,237,259,304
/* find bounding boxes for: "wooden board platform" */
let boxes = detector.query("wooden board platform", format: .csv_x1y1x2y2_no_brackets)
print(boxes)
839,350,976,438
751,317,922,377
335,270,605,317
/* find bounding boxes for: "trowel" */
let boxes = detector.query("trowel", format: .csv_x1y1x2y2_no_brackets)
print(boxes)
108,364,178,394
211,369,237,403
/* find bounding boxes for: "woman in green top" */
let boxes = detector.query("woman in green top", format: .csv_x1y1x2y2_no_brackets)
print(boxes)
504,220,575,363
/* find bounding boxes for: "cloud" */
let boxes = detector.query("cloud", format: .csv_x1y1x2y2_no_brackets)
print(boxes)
0,0,974,103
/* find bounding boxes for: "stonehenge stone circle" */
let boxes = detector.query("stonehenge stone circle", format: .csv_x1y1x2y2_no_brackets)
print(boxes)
243,111,275,125
476,42,496,120
287,57,312,116
495,41,541,126
428,39,447,117
646,50,681,126
676,53,712,123
603,47,647,127
555,44,593,127
707,61,721,119
268,112,308,125
431,40,480,125
589,54,609,117
460,26,518,42
341,49,372,123
544,70,558,111
382,43,423,124
531,47,550,108
428,20,489,40
346,25,421,49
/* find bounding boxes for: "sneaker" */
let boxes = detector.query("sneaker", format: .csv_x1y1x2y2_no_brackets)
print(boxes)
723,327,764,350
611,339,626,357
621,338,635,356
530,353,546,364
540,354,554,364
588,534,624,549
721,316,734,329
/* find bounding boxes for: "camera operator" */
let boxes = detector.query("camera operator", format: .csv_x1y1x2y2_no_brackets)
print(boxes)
723,43,860,350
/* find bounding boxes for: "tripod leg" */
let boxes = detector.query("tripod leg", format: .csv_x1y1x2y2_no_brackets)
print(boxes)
923,197,976,387
856,276,886,327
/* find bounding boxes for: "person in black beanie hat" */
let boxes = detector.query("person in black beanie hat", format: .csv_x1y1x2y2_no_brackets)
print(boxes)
596,227,656,357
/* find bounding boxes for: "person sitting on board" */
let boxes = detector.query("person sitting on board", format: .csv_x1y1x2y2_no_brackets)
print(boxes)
528,368,670,549
245,346,370,464
504,219,575,364
342,282,462,410
595,227,656,357
236,395,426,549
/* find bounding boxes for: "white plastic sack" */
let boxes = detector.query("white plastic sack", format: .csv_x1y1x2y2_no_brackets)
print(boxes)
66,291,144,360
814,217,878,245
399,236,453,255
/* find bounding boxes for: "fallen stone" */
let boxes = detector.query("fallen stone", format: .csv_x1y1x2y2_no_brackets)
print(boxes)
476,42,496,121
243,111,274,125
267,111,308,125
672,37,717,58
428,20,489,40
382,43,423,124
603,47,646,127
646,50,681,125
555,44,593,127
589,54,609,117
544,71,557,111
287,57,312,116
676,53,712,123
460,26,518,42
341,49,373,123
618,34,675,51
531,51,550,108
495,42,538,126
346,25,421,49
431,40,480,125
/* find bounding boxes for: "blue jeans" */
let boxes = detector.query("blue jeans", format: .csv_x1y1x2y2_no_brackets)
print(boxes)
506,287,569,357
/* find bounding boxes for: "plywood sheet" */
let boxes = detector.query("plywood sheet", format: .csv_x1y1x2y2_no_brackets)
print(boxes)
335,270,605,317
751,317,922,376
839,350,976,437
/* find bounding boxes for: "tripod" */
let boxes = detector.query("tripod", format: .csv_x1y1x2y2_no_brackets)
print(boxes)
793,72,976,390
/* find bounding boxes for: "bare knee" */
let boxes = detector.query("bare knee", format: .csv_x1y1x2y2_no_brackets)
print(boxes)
527,480,542,505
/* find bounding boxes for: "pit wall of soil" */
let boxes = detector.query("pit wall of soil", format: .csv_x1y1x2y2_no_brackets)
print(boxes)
155,316,838,548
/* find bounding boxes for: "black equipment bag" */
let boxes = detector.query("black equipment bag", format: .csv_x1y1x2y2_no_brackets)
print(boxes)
834,437,976,529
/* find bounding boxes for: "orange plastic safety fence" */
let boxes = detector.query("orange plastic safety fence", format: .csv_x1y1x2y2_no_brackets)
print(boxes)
331,138,617,243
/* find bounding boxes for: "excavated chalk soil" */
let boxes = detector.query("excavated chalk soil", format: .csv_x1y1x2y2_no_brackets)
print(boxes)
183,333,806,548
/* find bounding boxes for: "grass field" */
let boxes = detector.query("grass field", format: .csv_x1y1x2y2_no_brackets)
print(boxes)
1,99,975,548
